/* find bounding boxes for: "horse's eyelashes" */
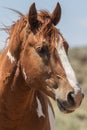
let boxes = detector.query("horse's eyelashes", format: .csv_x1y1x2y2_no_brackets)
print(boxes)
36,46,49,57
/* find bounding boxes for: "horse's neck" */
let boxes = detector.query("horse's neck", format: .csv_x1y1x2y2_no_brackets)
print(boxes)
0,50,32,108
0,69,50,129
0,46,42,112
0,49,46,121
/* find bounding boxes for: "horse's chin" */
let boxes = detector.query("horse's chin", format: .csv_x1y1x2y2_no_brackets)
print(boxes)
57,100,75,114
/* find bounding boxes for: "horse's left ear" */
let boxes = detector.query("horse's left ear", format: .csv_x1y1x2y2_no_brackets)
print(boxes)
51,2,61,26
28,3,38,30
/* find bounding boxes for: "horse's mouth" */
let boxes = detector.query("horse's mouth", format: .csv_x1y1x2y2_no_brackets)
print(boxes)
43,83,75,113
57,100,74,113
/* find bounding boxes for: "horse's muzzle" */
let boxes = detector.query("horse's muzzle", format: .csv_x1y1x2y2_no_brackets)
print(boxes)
56,90,84,113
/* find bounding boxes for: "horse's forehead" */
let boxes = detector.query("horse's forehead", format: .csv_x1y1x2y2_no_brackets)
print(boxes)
33,33,65,50
32,34,45,45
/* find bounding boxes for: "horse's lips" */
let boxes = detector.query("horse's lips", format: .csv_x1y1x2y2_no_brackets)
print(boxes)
56,99,74,113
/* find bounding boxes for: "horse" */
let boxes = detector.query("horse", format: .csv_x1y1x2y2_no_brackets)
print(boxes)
0,2,84,130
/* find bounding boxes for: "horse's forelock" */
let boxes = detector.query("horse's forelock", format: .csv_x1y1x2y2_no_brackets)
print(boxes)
38,10,51,20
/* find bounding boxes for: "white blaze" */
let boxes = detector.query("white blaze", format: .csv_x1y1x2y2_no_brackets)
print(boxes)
7,50,15,64
56,35,81,94
23,68,27,80
48,103,55,130
36,97,45,118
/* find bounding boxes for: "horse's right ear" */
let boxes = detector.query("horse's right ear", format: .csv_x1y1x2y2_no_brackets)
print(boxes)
28,3,38,30
51,2,61,26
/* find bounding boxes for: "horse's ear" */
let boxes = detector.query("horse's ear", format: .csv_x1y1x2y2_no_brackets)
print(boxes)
28,3,38,30
51,2,61,26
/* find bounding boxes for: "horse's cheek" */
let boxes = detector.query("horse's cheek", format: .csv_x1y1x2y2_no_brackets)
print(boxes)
20,51,44,81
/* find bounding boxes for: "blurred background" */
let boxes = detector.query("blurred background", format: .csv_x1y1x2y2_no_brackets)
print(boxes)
0,0,87,130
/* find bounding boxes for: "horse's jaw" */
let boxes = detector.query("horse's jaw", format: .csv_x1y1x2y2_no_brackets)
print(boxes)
42,78,84,114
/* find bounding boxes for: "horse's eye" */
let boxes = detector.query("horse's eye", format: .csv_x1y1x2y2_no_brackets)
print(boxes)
38,22,42,27
36,45,49,57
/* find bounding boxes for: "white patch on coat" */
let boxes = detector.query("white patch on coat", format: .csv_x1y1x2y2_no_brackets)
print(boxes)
23,68,27,80
56,35,81,94
7,50,15,64
48,103,55,130
36,97,45,118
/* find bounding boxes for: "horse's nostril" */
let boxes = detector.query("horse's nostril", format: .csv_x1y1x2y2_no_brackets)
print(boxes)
82,93,84,99
67,92,75,106
54,82,58,89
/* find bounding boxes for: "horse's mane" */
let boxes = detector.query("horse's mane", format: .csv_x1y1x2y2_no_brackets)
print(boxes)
1,8,61,50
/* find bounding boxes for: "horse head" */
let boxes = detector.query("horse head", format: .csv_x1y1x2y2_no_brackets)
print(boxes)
9,3,84,113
